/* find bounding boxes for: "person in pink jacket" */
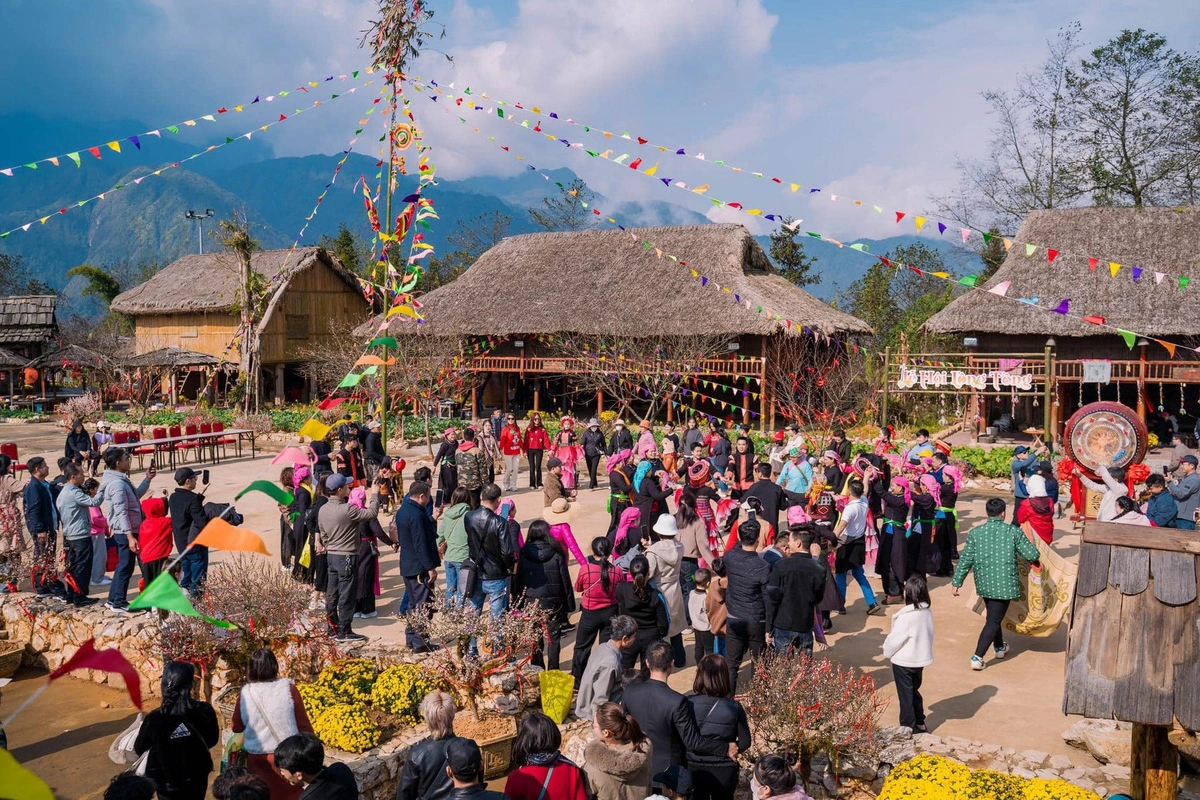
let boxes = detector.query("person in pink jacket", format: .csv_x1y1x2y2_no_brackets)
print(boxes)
634,419,657,461
544,500,586,566
84,477,111,586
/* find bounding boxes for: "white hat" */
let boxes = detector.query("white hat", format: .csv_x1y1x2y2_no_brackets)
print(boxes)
653,514,679,537
1026,474,1048,498
96,420,110,430
614,419,625,428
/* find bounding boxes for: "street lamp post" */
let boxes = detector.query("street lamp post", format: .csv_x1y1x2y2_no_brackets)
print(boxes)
184,209,215,254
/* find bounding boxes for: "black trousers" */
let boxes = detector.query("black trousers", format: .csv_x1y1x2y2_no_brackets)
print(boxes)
692,761,739,800
64,537,93,602
892,664,925,729
528,449,544,488
620,628,663,673
725,618,766,691
976,598,1010,658
531,600,564,671
325,554,358,637
934,514,957,575
279,516,294,569
694,629,714,663
571,605,617,682
680,558,699,624
404,572,434,649
1010,497,1025,525
585,454,601,488
141,557,167,588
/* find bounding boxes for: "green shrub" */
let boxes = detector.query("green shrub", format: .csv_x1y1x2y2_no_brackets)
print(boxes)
951,446,1016,478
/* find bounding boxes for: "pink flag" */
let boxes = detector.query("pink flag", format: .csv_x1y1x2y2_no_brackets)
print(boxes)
271,445,314,465
988,281,1011,297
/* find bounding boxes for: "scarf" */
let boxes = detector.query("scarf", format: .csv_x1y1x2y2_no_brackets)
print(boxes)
526,751,560,766
633,460,654,491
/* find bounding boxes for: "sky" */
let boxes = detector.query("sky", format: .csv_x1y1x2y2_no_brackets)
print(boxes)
2,0,1198,241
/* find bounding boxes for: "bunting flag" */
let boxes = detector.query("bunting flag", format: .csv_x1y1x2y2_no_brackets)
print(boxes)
355,354,395,366
48,638,144,709
318,396,347,410
1053,299,1070,314
297,419,331,441
0,749,54,800
235,480,294,506
130,573,238,629
192,517,271,555
271,445,315,465
368,336,399,350
988,281,1011,296
1117,329,1137,349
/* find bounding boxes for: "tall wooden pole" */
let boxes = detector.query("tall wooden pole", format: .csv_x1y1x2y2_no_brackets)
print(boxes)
379,72,398,449
1130,723,1177,800
1043,345,1054,448
880,346,891,428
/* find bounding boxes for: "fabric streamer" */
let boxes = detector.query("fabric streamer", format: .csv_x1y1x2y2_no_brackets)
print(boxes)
130,573,238,630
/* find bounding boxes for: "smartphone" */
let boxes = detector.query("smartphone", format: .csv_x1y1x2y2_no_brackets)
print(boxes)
1163,465,1170,476
202,469,210,484
149,459,156,470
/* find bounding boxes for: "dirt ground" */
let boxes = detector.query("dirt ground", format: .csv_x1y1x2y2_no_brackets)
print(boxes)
0,421,1096,798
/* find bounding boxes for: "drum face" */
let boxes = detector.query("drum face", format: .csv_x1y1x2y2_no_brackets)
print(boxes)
1063,401,1149,476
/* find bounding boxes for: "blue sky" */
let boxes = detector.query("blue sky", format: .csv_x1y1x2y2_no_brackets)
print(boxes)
2,0,1197,240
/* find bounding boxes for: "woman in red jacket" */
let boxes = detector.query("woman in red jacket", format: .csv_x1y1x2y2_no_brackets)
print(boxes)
1017,475,1055,544
503,712,590,800
524,413,551,490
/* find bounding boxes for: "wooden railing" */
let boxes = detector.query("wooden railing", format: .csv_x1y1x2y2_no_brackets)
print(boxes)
467,355,765,376
1054,360,1180,381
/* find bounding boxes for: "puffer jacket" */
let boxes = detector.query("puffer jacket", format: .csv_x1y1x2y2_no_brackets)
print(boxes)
583,739,653,800
100,469,151,536
515,539,574,613
397,735,466,800
437,502,472,563
56,482,104,541
686,695,750,766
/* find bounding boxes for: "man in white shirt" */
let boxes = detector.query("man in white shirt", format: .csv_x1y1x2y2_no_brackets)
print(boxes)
832,480,883,616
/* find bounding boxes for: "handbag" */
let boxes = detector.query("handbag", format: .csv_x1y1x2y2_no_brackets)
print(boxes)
109,712,144,765
298,539,312,569
458,558,479,600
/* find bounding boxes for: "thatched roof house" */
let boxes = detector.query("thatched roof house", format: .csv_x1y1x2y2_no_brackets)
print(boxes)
112,247,369,402
0,295,57,358
924,207,1200,358
395,224,869,337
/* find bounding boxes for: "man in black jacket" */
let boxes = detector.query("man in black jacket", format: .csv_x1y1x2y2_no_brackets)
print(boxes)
743,463,787,534
464,484,514,617
723,520,771,691
394,481,440,651
169,467,210,596
24,457,60,597
765,526,827,656
623,641,734,775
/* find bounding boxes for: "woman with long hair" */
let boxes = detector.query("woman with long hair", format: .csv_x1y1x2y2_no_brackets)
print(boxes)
515,519,575,671
571,536,626,685
436,486,473,607
676,493,714,621
231,649,313,800
523,413,550,490
615,555,668,672
605,449,635,539
584,702,652,800
687,654,751,800
646,514,688,668
134,661,220,800
552,416,582,491
307,472,333,592
751,755,807,799
277,467,296,571
503,712,590,800
432,427,460,507
0,454,27,589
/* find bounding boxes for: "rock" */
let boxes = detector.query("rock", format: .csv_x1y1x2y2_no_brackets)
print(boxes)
1018,749,1049,768
976,743,1002,756
912,733,941,748
1100,763,1130,780
493,694,519,715
980,759,1010,774
1064,718,1131,765
1035,769,1059,780
836,751,878,781
100,701,111,709
943,736,975,749
880,725,912,741
1012,767,1036,779
1062,767,1088,781
878,741,917,766
1048,755,1075,770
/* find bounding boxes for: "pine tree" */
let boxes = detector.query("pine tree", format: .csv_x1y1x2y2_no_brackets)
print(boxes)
319,223,369,276
530,179,596,231
767,217,819,287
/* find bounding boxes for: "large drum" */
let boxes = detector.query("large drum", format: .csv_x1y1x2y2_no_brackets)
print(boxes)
1062,401,1148,478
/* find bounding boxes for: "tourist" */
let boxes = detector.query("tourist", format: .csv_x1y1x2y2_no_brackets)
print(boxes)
608,419,634,456
0,455,26,590
750,755,808,800
1017,474,1055,544
351,484,395,618
1167,454,1200,529
647,514,688,667
767,431,787,479
101,448,155,612
24,455,60,598
689,568,714,660
909,475,940,576
291,466,315,584
440,738,508,800
681,418,704,455
65,419,95,469
616,555,669,672
134,661,220,800
55,463,104,606
782,423,805,456
832,480,883,616
572,536,625,684
1110,495,1150,525
883,575,934,734
1143,474,1178,527
104,773,157,800
498,413,524,492
934,465,962,576
213,770,271,800
708,426,732,476
543,457,575,509
503,712,590,800
315,473,381,642
632,456,671,539
479,420,500,486
523,414,550,489
437,486,473,607
168,467,209,596
583,418,608,489
743,464,786,538
544,498,586,566
723,519,770,689
274,733,358,800
394,480,440,651
335,413,355,443
648,765,693,800
137,495,174,589
776,448,813,506
231,649,313,800
515,519,575,671
488,408,505,441
1009,445,1039,523
766,526,827,656
89,421,114,474
1076,464,1128,522
553,416,583,491
952,498,1041,669
905,429,935,464
466,484,516,617
576,615,640,719
686,654,750,800
309,435,333,475
606,449,635,539
456,427,490,508
723,498,776,555
875,475,910,603
676,494,713,613
828,429,852,465
635,419,658,461
397,691,463,800
660,422,681,476
725,438,755,500
307,472,333,591
277,466,296,570
362,419,387,480
705,559,729,656
433,427,461,505
584,701,653,800
333,435,365,486
622,641,733,775
84,477,110,587
1036,460,1061,517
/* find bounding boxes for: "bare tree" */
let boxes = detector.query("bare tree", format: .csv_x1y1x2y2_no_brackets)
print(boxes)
387,331,474,457
217,210,264,414
768,335,869,441
296,321,367,391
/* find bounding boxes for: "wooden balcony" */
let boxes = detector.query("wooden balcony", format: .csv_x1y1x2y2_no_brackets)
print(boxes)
466,355,765,377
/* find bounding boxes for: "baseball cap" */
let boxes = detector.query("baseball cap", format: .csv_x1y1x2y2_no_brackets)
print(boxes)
325,473,352,491
1181,455,1198,466
546,457,563,469
653,766,693,797
174,467,197,485
1013,445,1030,454
1038,460,1053,472
446,738,483,782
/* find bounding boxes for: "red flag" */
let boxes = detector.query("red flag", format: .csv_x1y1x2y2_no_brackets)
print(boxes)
318,397,347,411
1047,249,1058,264
895,212,905,223
628,157,642,170
1087,257,1099,272
49,639,142,709
88,146,101,159
1083,315,1106,325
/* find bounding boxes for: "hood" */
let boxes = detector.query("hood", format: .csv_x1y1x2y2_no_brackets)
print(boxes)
584,739,651,779
458,441,477,452
522,539,560,563
141,497,168,518
444,502,471,521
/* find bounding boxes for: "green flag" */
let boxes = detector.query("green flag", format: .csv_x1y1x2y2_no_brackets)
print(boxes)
1180,277,1190,291
368,336,398,350
338,373,363,388
958,275,979,288
235,480,294,506
129,574,237,628
1117,329,1136,350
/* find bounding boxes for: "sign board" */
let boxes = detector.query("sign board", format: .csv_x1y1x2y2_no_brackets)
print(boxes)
895,365,1035,392
1173,367,1200,382
541,359,567,371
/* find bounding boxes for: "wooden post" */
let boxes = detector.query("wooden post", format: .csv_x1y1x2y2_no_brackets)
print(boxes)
1043,345,1054,448
533,384,540,413
759,352,769,433
742,382,750,425
471,384,478,418
596,390,603,416
665,395,674,423
1137,342,1148,421
1130,723,1177,800
880,346,891,427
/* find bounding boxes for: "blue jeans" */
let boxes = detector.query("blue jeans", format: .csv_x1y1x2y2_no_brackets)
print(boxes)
179,548,209,595
1176,519,1196,530
714,635,725,656
444,561,463,607
470,578,509,618
773,627,814,656
107,534,136,606
835,565,877,608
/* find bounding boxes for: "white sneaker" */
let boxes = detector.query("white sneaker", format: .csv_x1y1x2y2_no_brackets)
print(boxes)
993,643,1010,659
971,655,985,671
359,611,378,619
94,577,112,586
352,612,363,619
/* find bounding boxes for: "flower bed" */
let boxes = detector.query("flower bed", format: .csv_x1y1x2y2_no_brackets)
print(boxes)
878,755,1101,800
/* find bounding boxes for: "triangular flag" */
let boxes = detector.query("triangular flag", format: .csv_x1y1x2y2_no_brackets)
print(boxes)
1155,272,1165,284
1088,257,1099,272
937,222,946,235
235,480,294,506
1109,262,1120,277
1003,238,1013,251
914,216,926,232
1180,277,1190,291
960,228,971,243
1131,267,1142,282
0,749,55,800
106,141,120,152
48,637,145,709
988,281,1011,296
129,135,141,150
193,517,270,555
297,419,331,441
1083,315,1106,325
88,146,101,159
271,445,314,465
895,212,905,223
66,152,81,167
1117,329,1136,350
982,232,992,243
1159,340,1177,358
1052,299,1070,314
1047,249,1058,264
368,336,399,350
1024,243,1037,257
130,573,237,629
354,354,395,367
957,275,978,287
338,373,364,388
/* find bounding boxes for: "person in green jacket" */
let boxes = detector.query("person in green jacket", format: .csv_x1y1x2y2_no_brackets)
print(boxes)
437,486,473,607
951,497,1040,671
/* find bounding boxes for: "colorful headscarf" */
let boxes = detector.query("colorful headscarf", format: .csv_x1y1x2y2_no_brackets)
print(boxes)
942,465,964,494
349,487,367,509
919,473,942,507
892,476,913,507
605,449,632,473
499,497,516,520
614,507,641,550
633,459,654,490
293,464,311,489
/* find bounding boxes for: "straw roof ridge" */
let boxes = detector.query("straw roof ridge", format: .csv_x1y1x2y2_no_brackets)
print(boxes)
924,206,1200,337
110,247,359,315
389,223,870,337
30,344,105,369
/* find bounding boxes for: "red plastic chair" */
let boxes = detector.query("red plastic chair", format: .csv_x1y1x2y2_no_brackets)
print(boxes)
113,431,129,445
0,443,25,472
214,421,235,458
178,424,200,461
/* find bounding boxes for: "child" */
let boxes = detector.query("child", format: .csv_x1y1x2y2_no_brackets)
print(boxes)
689,568,713,661
882,575,934,734
137,495,175,588
84,477,112,587
704,558,728,656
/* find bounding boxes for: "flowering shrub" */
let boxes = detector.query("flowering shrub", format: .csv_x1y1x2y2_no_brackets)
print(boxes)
370,664,447,725
878,755,1101,800
60,392,101,423
296,682,339,720
316,658,378,704
312,703,382,754
884,755,970,793
1023,778,1102,800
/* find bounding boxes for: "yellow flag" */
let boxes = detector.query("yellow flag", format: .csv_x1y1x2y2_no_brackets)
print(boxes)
790,184,800,193
746,209,763,216
297,419,331,441
0,749,54,800
692,184,709,194
107,141,121,152
1109,262,1121,277
932,271,950,279
386,304,420,319
914,216,926,232
644,162,659,176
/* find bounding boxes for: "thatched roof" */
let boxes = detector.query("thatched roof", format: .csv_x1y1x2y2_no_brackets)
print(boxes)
110,247,361,315
383,224,870,337
0,347,29,368
124,347,222,368
924,207,1200,336
30,344,104,369
0,296,57,345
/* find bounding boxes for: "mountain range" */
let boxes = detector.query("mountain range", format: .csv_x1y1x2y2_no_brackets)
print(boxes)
0,112,975,314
